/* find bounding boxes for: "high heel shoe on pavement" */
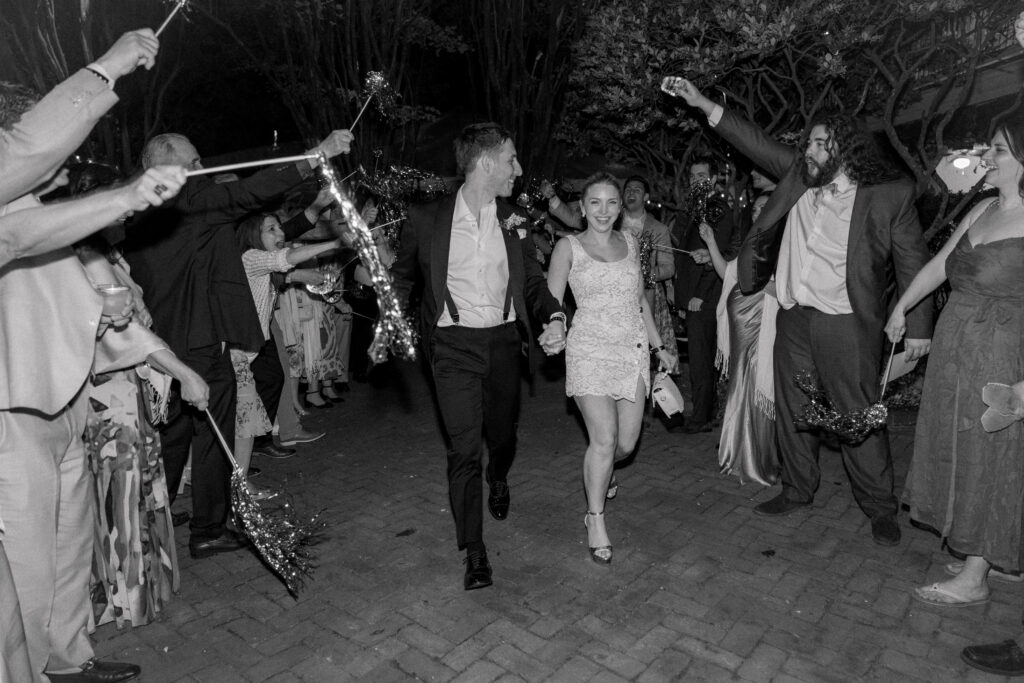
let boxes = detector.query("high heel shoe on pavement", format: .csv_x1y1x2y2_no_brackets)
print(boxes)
606,475,618,500
584,511,613,565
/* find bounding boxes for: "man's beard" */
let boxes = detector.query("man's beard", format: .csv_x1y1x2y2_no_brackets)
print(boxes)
801,155,841,187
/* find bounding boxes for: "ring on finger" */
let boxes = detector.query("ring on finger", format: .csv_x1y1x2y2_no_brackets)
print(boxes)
154,183,168,196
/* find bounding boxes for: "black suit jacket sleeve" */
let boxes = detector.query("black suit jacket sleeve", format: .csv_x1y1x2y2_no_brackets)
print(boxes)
890,187,933,340
280,211,315,242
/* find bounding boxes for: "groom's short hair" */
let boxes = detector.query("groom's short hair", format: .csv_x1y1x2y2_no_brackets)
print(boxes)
454,122,512,175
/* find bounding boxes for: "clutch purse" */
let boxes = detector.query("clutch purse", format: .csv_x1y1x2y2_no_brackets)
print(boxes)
652,371,685,417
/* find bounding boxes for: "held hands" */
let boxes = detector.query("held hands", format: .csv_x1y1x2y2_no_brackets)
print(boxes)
538,320,566,356
95,29,160,78
125,166,186,211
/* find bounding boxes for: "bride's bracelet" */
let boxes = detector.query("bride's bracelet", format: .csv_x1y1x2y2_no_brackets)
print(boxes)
650,344,666,354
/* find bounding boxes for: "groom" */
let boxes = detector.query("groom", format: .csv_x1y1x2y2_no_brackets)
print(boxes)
392,123,565,590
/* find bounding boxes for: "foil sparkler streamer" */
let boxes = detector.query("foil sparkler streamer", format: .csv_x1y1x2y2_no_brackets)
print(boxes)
205,409,324,596
317,153,417,363
350,71,399,130
637,231,654,287
793,345,897,444
358,162,446,232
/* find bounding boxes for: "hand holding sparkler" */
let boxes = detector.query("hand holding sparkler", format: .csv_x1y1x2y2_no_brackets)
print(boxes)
306,130,355,169
93,29,161,79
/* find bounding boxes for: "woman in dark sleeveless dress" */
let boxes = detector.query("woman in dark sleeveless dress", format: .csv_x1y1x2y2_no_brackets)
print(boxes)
885,118,1024,607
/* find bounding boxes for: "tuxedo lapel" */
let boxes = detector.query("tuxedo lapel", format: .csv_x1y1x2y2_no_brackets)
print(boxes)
847,185,868,268
430,194,457,320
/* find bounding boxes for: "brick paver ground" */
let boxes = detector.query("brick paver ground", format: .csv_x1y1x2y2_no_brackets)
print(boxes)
92,357,1021,681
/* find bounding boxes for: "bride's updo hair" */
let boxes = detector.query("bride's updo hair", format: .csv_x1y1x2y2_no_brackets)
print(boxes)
580,171,621,200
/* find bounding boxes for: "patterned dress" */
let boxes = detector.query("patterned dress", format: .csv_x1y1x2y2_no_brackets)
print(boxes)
85,370,177,628
904,200,1024,571
565,233,649,400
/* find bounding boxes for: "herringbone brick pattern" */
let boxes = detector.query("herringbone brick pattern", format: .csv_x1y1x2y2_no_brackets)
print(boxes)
91,359,1019,681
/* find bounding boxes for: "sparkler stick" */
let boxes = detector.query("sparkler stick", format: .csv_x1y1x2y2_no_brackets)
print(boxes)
155,0,188,37
350,97,374,130
185,154,319,177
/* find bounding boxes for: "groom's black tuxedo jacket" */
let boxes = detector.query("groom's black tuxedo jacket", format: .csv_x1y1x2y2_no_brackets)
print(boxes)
392,193,562,371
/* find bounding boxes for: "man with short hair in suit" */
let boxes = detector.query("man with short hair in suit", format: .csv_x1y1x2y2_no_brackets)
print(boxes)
392,123,565,590
124,129,352,560
673,157,739,433
665,78,933,546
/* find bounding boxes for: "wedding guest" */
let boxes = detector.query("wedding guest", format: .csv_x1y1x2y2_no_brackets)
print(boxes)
665,78,932,546
546,172,676,564
698,220,779,486
391,122,565,590
76,241,209,627
0,28,188,683
123,129,352,560
673,157,740,434
232,212,341,497
885,120,1024,606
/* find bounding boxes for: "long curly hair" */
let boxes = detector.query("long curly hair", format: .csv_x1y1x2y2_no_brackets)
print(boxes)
808,113,901,186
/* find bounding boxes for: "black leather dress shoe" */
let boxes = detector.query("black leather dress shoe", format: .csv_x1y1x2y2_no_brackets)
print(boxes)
962,640,1024,676
252,440,296,459
870,514,901,546
47,659,141,682
753,492,811,517
172,510,190,527
464,550,493,590
488,481,510,521
189,531,247,559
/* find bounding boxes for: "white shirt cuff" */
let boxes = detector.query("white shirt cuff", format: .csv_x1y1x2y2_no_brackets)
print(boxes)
85,63,116,91
708,104,724,127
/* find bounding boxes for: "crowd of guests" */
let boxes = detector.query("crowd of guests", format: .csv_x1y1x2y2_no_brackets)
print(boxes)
0,27,387,682
3,19,1024,683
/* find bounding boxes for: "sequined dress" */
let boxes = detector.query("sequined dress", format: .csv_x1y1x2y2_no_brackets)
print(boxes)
565,233,649,400
903,204,1024,571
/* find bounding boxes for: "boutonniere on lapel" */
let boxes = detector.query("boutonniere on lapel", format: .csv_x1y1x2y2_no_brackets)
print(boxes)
500,212,528,240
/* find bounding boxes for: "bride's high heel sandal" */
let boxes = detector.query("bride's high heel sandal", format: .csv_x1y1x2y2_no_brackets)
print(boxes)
584,511,612,565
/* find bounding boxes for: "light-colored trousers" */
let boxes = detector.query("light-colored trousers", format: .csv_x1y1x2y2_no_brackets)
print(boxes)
0,388,93,680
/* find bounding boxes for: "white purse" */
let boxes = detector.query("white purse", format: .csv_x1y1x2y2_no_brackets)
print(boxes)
651,370,685,417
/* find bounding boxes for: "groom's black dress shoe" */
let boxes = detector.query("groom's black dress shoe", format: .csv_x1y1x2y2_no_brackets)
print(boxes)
488,481,510,520
962,640,1024,676
189,531,247,559
870,514,901,546
464,550,493,590
47,659,141,682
